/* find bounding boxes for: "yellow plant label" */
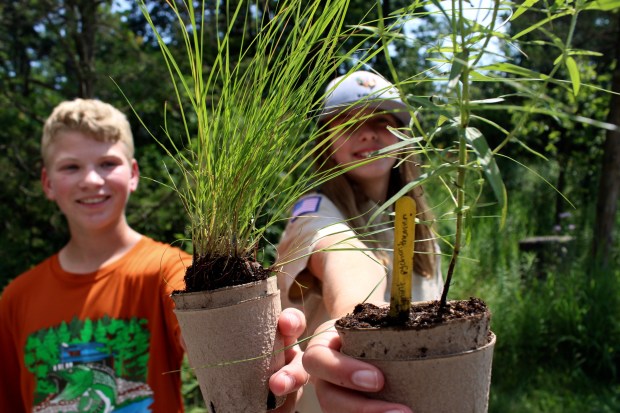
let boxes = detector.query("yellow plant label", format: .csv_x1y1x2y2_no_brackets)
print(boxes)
389,195,416,320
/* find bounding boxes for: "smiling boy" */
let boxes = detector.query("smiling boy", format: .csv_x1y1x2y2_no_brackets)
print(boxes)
0,99,190,412
0,99,308,412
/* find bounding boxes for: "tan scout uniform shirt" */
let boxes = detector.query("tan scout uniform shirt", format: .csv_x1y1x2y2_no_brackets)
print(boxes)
277,193,444,412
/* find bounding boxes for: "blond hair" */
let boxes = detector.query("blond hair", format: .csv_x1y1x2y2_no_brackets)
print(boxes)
41,99,134,165
316,126,437,279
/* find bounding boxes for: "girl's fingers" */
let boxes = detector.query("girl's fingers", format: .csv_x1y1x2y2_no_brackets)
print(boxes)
303,321,384,392
270,307,309,402
278,307,306,348
303,320,412,413
314,380,412,413
269,347,308,396
278,307,307,364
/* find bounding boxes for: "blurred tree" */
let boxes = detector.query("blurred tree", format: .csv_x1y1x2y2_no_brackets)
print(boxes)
505,5,619,264
593,12,620,266
328,0,427,76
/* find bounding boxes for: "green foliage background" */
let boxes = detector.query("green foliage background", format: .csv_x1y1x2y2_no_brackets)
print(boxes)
0,1,618,411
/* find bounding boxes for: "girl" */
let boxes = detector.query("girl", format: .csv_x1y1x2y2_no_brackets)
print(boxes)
276,70,444,412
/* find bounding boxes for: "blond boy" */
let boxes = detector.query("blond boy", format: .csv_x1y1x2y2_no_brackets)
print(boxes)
0,99,307,412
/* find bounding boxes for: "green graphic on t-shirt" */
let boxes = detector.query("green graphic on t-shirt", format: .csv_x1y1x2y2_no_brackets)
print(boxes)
25,316,154,411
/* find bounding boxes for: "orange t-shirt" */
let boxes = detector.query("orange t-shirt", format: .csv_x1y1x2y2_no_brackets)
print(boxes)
0,236,191,413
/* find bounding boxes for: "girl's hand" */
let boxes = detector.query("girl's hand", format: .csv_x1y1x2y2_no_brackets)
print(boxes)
269,308,309,413
303,320,413,413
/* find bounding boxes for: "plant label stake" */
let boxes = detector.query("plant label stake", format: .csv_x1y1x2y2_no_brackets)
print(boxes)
389,195,416,323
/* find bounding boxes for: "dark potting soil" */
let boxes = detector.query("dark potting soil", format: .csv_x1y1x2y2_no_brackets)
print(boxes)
336,297,488,329
181,254,270,293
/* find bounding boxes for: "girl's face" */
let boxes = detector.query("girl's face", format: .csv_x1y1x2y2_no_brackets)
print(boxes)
41,130,139,235
327,109,400,199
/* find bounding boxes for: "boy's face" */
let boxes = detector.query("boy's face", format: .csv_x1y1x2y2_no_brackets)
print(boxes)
41,130,139,233
327,108,399,185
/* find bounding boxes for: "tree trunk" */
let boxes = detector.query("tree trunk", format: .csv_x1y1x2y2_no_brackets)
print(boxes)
69,0,100,98
592,15,620,267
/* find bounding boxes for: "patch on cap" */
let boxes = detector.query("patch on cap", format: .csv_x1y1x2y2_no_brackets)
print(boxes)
291,196,322,222
319,70,410,126
356,75,378,91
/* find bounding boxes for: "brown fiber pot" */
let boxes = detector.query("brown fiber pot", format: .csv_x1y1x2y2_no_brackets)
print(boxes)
336,302,495,413
172,277,285,413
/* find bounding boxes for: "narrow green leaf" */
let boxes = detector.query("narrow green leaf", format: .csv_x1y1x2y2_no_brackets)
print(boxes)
479,104,620,131
372,134,424,155
369,164,459,223
480,62,544,79
437,115,451,126
464,127,507,225
448,51,468,90
583,0,620,11
511,0,540,21
512,11,571,40
498,154,575,210
565,56,581,96
567,50,603,57
470,98,505,104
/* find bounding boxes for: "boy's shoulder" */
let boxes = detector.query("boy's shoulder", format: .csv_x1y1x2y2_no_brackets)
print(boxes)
134,236,192,265
1,238,191,299
1,255,56,301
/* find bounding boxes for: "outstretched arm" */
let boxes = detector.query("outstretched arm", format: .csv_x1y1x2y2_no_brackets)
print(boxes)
303,320,413,413
309,232,388,318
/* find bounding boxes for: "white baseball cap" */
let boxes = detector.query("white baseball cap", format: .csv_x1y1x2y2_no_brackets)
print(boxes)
319,70,410,126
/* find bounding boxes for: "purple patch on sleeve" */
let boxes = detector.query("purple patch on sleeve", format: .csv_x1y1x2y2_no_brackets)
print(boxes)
291,196,322,222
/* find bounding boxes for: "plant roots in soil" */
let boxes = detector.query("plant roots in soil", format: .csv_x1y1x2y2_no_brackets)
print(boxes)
182,255,271,292
336,297,489,329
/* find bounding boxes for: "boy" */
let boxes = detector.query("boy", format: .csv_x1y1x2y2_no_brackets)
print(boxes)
0,99,307,412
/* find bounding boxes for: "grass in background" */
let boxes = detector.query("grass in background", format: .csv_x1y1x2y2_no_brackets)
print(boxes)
434,162,620,412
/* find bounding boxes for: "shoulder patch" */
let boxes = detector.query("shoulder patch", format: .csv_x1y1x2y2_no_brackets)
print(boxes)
291,196,322,221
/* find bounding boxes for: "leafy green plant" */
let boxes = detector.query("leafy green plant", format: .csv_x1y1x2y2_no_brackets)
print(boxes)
369,0,619,311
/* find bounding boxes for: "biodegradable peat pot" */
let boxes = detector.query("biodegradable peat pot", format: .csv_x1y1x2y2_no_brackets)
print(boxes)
172,277,285,413
336,299,496,413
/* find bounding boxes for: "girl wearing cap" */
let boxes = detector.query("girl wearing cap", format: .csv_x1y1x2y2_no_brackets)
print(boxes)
276,70,443,412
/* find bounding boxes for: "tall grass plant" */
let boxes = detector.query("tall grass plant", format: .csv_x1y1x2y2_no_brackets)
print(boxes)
128,0,397,288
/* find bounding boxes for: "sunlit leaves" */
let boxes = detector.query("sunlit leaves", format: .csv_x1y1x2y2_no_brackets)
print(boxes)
512,0,540,21
448,50,468,91
564,56,581,95
583,0,620,11
465,127,507,224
